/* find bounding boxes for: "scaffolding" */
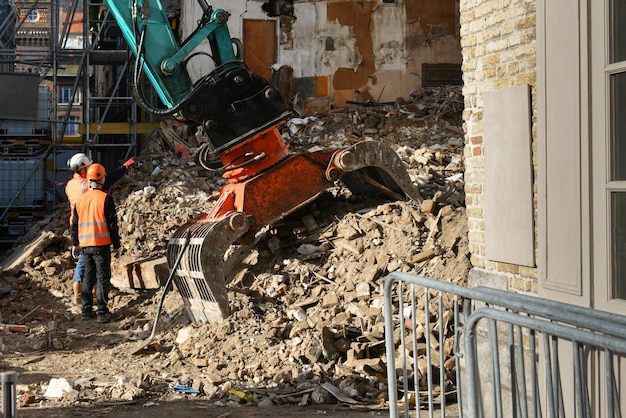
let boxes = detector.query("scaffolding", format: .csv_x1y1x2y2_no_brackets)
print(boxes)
52,0,157,182
0,0,159,242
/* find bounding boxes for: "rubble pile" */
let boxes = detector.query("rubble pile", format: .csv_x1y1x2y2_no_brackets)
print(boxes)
0,90,470,411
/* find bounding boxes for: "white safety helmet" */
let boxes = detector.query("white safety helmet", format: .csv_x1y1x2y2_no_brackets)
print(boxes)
67,153,93,172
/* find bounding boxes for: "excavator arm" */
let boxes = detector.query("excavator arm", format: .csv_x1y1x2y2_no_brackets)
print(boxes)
104,0,234,108
104,0,422,323
104,0,289,152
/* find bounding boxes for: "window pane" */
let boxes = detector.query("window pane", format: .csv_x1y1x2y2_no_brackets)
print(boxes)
68,116,79,135
59,116,79,135
60,87,70,104
612,193,626,300
59,86,80,105
610,72,626,180
65,122,77,135
611,0,626,63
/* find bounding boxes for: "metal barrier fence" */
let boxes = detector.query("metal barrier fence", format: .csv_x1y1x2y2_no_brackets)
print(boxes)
1,371,17,418
383,272,626,418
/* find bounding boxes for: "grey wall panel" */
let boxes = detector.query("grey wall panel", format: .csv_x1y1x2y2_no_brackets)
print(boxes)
0,72,40,119
484,84,535,267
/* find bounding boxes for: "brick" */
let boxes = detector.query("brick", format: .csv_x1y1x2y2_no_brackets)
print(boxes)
482,53,501,66
518,266,537,279
461,0,537,275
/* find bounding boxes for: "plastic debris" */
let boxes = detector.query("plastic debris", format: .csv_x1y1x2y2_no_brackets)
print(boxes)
228,389,253,403
173,385,200,394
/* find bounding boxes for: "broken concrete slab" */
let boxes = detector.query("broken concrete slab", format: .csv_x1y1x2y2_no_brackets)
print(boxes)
111,256,168,289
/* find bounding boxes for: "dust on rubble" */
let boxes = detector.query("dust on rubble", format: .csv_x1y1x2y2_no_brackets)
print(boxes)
0,87,469,414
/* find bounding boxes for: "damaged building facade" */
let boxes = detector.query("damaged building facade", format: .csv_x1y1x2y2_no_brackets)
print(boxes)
180,0,462,106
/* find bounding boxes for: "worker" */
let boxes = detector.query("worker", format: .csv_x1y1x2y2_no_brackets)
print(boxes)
71,163,121,323
65,152,135,304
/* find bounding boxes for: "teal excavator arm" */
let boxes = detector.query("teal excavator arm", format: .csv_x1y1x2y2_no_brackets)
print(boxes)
104,0,239,110
103,0,290,157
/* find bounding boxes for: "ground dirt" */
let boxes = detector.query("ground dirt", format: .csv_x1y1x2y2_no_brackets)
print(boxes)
0,88,466,417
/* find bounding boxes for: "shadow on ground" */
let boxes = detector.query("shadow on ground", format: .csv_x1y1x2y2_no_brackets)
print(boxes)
18,400,390,417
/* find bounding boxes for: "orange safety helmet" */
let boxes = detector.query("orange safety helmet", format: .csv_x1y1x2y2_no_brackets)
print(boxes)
86,163,106,182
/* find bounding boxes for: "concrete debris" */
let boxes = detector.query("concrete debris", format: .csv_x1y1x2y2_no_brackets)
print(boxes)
0,92,468,412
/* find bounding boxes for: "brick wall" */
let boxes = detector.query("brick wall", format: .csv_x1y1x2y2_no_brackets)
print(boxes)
460,0,538,292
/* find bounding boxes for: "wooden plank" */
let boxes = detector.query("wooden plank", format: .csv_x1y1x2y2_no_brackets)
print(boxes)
243,19,277,83
0,231,56,276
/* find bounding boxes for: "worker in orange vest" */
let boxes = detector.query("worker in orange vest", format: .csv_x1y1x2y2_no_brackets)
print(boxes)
70,163,121,323
65,152,135,304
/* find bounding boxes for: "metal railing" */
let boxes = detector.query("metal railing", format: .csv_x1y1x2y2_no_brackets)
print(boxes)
383,272,626,418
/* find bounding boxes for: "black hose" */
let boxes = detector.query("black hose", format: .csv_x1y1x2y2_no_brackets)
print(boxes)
147,230,191,339
130,28,180,117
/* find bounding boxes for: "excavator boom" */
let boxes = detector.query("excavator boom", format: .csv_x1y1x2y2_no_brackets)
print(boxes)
103,0,236,107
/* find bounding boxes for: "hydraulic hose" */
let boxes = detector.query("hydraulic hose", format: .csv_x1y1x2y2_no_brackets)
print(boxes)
130,27,180,117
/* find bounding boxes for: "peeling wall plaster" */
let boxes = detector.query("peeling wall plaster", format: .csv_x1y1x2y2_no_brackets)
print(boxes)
286,3,357,78
371,5,408,71
180,0,461,103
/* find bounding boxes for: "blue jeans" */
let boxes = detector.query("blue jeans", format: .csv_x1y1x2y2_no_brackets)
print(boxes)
74,253,85,283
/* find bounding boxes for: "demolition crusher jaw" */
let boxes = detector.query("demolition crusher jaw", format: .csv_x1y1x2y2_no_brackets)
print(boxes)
166,112,423,323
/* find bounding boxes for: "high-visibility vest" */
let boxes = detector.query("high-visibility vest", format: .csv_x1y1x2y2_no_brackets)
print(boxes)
65,174,88,222
75,189,112,247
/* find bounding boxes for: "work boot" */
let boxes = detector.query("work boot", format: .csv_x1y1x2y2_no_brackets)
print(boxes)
81,311,96,320
73,282,82,305
96,312,113,323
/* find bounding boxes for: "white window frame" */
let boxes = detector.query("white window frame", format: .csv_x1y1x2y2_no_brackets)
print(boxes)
59,86,81,105
591,0,626,313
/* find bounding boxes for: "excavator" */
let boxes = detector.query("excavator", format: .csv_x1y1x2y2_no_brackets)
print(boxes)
104,0,422,322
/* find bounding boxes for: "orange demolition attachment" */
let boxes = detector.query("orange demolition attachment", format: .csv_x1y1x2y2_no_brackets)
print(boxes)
166,121,422,323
